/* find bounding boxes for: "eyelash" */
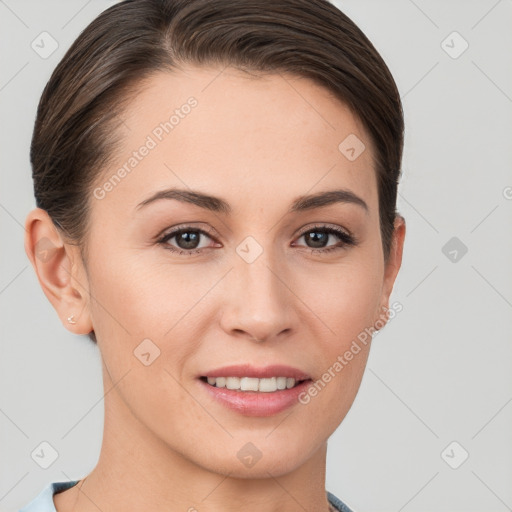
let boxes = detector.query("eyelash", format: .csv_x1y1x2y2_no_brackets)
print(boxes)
157,224,357,256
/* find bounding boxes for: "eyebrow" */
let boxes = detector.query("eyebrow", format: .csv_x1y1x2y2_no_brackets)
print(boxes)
136,187,369,214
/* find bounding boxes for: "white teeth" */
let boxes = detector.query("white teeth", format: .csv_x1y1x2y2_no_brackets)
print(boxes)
258,377,277,392
225,377,240,390
240,377,259,391
205,376,300,392
276,377,287,390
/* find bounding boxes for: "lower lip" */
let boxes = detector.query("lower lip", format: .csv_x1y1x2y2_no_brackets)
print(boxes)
198,378,312,417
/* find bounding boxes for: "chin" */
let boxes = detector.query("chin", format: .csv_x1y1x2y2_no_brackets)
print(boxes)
193,436,320,479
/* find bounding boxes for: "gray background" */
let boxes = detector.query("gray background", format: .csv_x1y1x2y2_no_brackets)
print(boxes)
1,1,511,511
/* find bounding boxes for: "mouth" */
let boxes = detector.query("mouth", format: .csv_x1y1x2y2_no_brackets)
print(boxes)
199,375,311,392
197,364,313,416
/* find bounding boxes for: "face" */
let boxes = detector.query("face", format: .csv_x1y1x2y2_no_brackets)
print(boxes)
51,66,403,477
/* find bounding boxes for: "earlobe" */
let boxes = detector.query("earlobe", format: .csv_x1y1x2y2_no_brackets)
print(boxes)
24,207,93,335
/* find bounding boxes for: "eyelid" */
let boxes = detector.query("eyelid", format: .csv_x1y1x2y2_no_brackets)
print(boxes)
156,222,218,241
296,222,353,239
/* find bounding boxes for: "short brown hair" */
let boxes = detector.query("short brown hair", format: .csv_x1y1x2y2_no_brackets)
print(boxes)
31,0,404,341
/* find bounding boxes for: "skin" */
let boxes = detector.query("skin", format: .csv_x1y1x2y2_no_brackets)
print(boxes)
25,65,405,512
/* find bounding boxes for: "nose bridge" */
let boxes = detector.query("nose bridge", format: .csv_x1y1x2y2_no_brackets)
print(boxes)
221,239,294,341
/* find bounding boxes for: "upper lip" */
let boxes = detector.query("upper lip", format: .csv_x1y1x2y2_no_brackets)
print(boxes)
201,364,311,380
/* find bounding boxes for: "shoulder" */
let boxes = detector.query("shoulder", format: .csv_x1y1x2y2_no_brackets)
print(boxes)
327,490,357,512
18,480,80,512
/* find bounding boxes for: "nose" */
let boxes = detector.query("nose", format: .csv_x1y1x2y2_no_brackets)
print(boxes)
219,247,296,343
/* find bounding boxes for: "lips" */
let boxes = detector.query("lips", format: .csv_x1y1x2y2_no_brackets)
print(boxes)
198,364,313,416
199,378,313,416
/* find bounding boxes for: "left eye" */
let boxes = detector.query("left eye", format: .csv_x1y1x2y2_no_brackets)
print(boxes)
293,226,356,252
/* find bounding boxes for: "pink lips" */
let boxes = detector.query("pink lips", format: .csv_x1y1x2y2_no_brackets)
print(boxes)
198,364,312,417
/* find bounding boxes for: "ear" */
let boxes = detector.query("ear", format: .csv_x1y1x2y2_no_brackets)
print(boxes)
24,207,93,335
374,214,406,329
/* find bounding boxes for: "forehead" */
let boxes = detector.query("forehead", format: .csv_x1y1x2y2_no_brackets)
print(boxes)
93,65,378,218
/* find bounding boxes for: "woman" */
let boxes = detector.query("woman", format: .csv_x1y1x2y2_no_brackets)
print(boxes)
21,0,405,510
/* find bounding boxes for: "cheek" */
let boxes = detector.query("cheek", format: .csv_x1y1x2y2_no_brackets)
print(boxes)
296,257,382,409
304,258,383,343
86,255,205,428
86,250,217,409
88,251,208,342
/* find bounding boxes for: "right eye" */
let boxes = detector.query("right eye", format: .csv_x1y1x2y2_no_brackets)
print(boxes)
158,227,219,255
